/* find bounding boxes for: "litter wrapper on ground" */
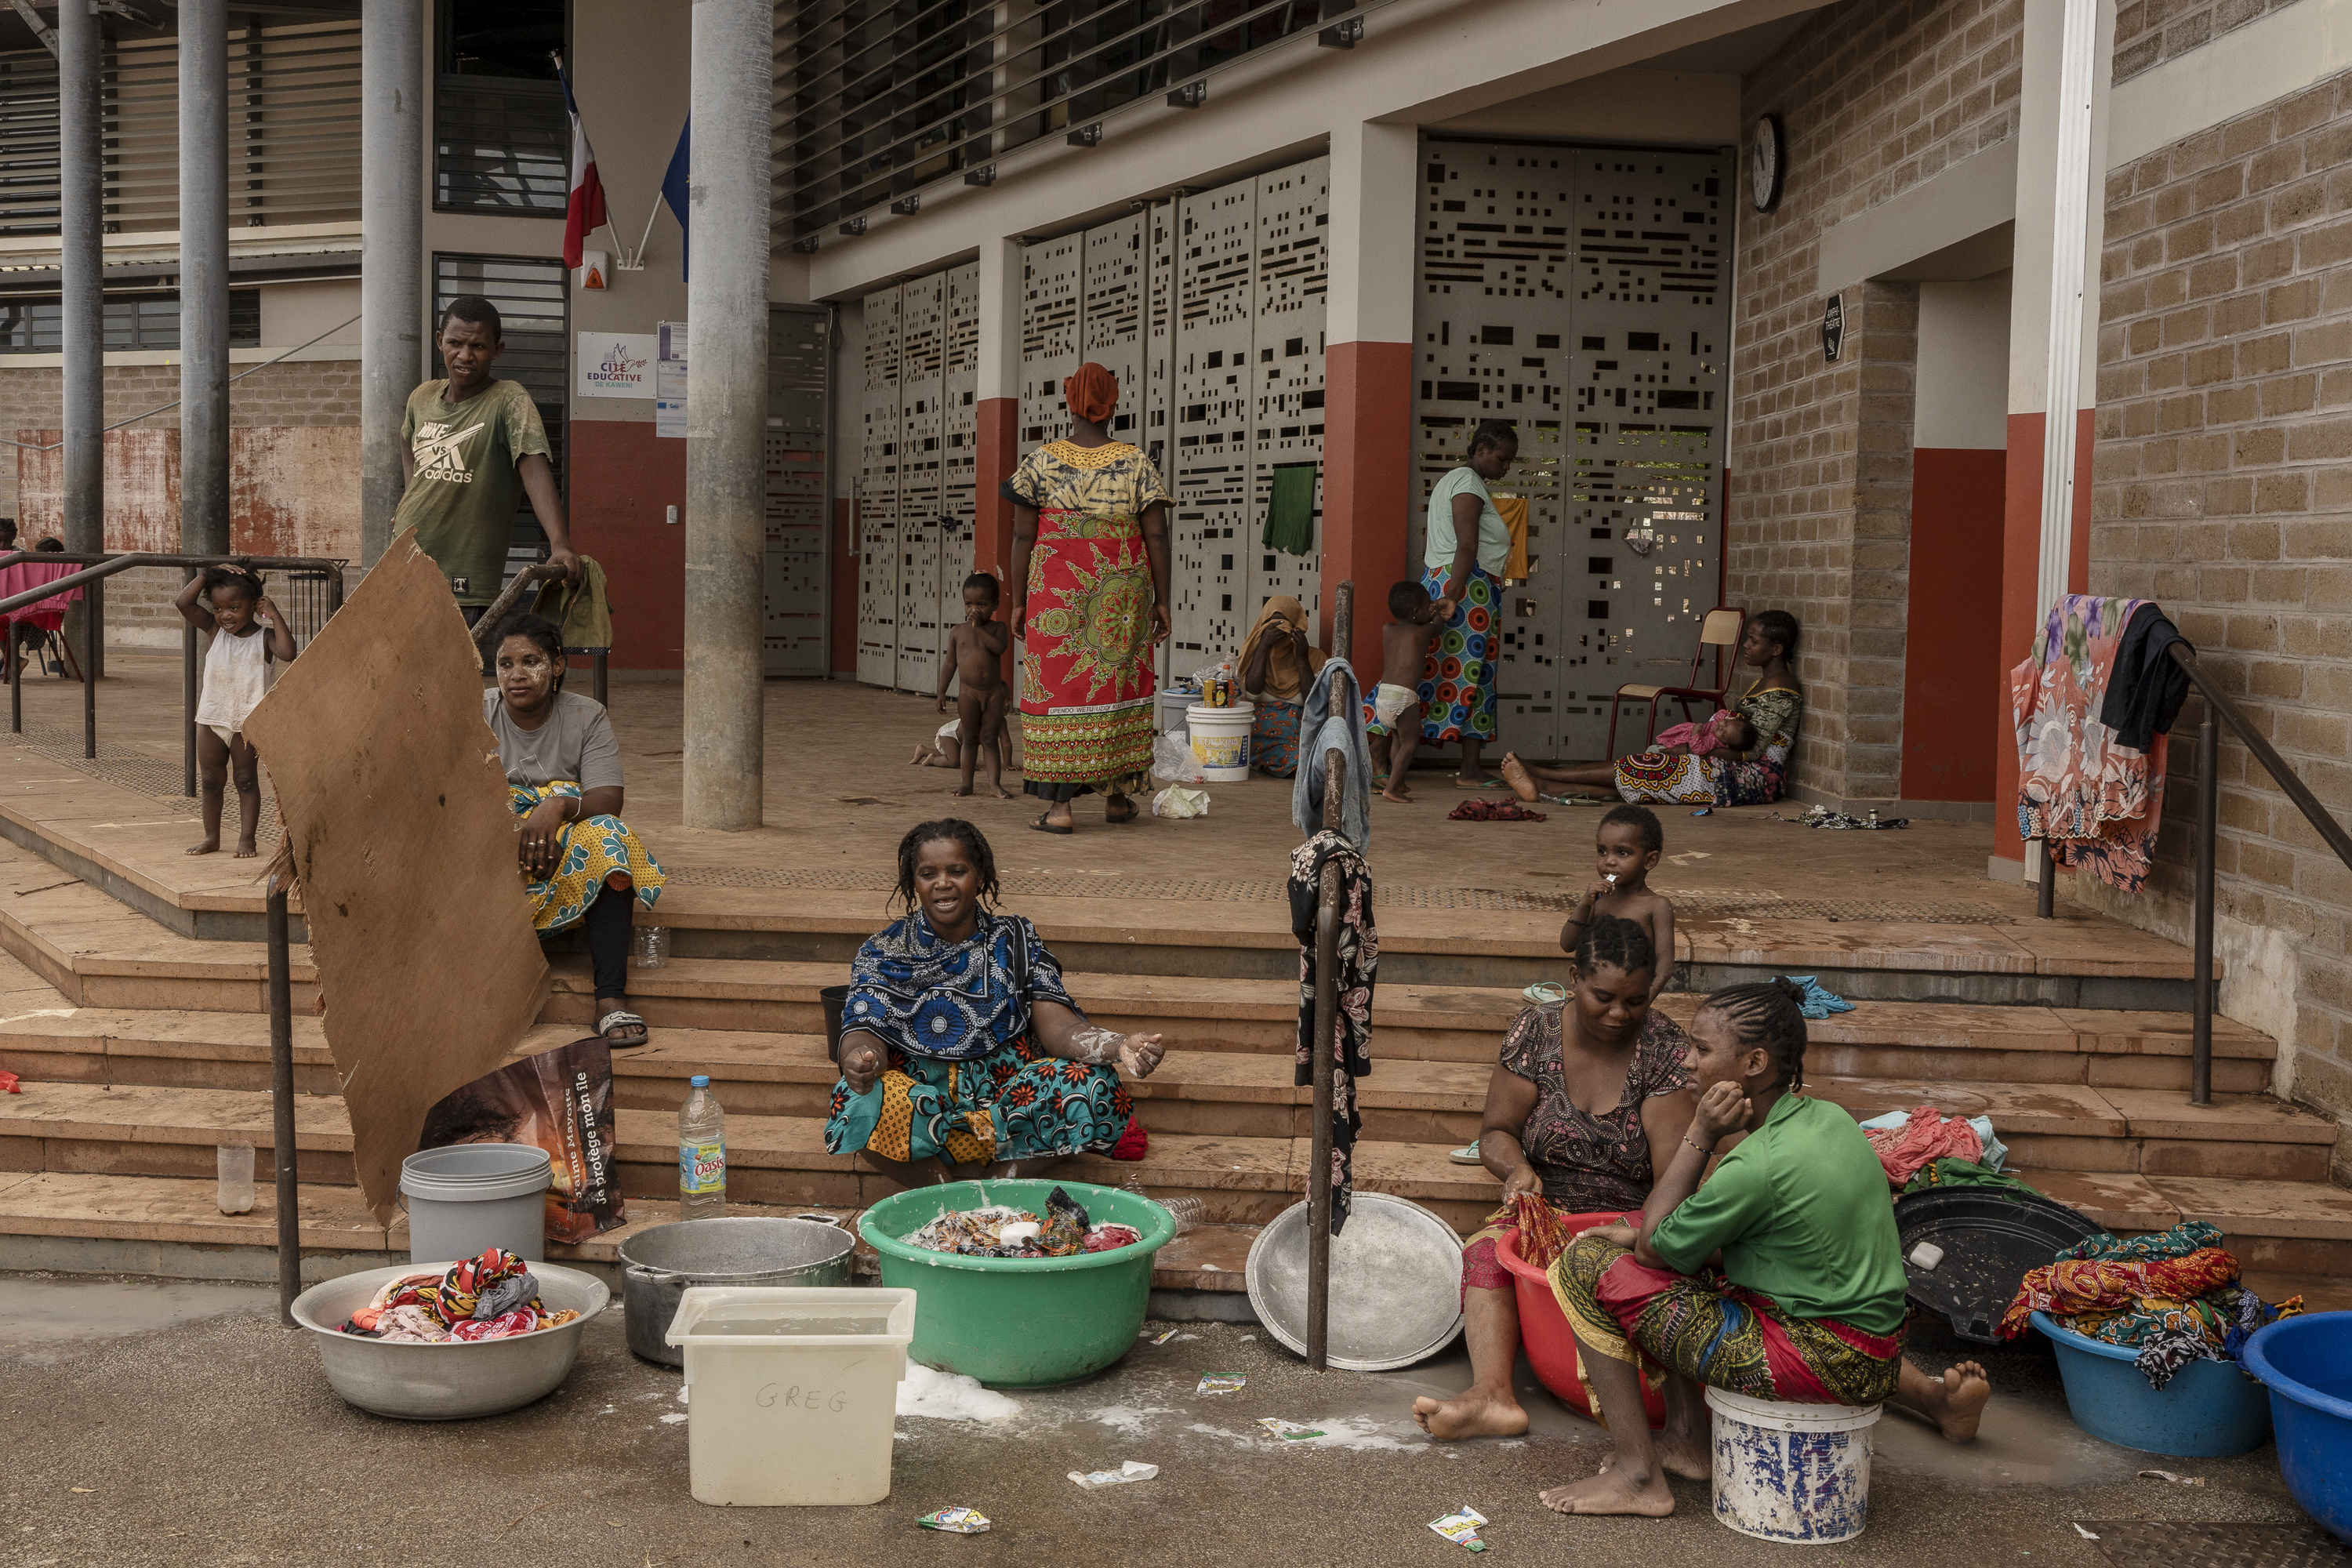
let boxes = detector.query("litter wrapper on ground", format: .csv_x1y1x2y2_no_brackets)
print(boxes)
1197,1373,1247,1395
1258,1418,1324,1440
1069,1461,1160,1489
903,1186,1140,1258
1429,1504,1490,1552
916,1507,990,1534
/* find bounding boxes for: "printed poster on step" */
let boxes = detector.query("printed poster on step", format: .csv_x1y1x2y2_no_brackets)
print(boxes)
655,320,687,437
577,332,656,398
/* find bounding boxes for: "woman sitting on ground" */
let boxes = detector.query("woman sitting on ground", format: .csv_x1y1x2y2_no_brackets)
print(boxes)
1541,978,1987,1518
1237,594,1329,778
1414,917,1694,1440
826,818,1166,1183
488,612,666,1050
1501,610,1805,808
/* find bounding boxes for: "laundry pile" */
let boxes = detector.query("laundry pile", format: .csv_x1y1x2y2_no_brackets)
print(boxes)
1448,799,1546,822
903,1187,1142,1258
1859,1105,2009,1187
1998,1220,2303,1389
336,1247,580,1342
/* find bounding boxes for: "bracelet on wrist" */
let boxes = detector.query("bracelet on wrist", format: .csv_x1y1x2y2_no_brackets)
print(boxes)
1683,1133,1715,1156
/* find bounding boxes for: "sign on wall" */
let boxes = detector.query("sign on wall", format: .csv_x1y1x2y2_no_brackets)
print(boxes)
656,321,687,437
575,332,656,397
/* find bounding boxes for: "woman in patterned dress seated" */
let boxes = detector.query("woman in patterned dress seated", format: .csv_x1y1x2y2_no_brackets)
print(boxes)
1006,361,1173,834
826,818,1166,1184
1501,611,1805,808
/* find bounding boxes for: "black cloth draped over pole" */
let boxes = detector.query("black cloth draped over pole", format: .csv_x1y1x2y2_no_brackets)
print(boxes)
2099,603,2194,753
1289,829,1375,1235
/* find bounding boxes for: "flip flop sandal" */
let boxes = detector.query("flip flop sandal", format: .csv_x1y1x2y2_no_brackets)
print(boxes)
1030,814,1074,835
595,1008,650,1049
1104,802,1138,824
1446,1141,1484,1165
1453,777,1504,789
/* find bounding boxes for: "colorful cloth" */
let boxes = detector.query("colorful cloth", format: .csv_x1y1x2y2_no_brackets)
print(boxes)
1238,595,1327,704
1365,562,1497,742
1900,1157,2042,1196
1461,1192,1624,1300
1293,659,1374,851
1502,1004,1691,1211
1615,682,1803,807
1997,1221,2240,1340
823,1033,1131,1163
1290,830,1377,1234
1864,1105,1985,1187
2002,1220,2303,1388
339,1247,578,1341
1010,440,1171,803
2010,593,2169,892
1253,699,1303,776
508,782,665,935
841,908,1078,1063
1552,1234,1906,1413
1448,798,1545,822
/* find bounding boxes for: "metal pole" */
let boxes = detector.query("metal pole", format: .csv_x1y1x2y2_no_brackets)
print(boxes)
267,883,299,1323
683,0,774,830
82,575,99,759
179,0,231,557
1306,746,1343,1372
2035,841,2055,918
59,0,102,557
2190,710,2217,1107
182,570,199,795
359,0,423,568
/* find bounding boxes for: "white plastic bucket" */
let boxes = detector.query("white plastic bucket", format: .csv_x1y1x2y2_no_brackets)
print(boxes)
1187,701,1254,782
399,1144,552,1263
665,1285,916,1507
1704,1387,1881,1544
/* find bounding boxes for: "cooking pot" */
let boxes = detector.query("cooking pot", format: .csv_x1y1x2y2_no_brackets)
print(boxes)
618,1215,856,1365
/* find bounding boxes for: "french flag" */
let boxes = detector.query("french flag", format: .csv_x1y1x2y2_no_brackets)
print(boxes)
558,62,607,269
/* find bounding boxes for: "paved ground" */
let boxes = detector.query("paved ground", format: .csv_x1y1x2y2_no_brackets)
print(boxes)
2,1272,2317,1567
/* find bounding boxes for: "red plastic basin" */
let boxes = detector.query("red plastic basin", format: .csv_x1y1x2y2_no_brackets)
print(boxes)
1495,1221,1668,1429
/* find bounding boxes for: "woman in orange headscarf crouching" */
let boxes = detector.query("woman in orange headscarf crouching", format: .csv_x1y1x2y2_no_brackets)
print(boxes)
1004,361,1174,835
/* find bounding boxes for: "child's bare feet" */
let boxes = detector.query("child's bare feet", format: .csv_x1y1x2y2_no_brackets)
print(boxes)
1501,753,1540,802
1541,1457,1675,1515
232,835,258,859
989,782,1013,800
952,782,974,797
1382,782,1413,803
187,835,220,856
909,746,931,765
1411,1387,1528,1439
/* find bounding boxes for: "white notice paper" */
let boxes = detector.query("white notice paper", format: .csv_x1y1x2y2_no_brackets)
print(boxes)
655,321,688,437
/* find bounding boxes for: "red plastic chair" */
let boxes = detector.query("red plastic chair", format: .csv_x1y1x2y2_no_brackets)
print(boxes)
1606,605,1744,757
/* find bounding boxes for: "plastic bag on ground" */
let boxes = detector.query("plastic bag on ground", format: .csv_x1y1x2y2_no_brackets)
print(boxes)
1152,728,1207,784
1152,786,1210,818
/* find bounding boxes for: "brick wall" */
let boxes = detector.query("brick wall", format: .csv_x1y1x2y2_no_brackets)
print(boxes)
2113,0,2305,84
2089,64,2352,1168
4,358,358,646
1733,0,2023,803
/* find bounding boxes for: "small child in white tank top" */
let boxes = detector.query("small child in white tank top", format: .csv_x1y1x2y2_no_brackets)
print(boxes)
175,566,297,857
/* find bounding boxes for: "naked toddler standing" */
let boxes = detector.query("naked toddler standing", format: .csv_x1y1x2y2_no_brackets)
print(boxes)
935,572,1012,799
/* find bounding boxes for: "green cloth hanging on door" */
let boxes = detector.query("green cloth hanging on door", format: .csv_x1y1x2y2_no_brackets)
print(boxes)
1262,464,1316,556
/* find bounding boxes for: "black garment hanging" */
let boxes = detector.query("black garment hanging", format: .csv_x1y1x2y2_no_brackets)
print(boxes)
2100,603,2194,753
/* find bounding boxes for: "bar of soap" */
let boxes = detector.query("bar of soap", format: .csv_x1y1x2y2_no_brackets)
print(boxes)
1908,1241,1945,1272
997,1221,1042,1246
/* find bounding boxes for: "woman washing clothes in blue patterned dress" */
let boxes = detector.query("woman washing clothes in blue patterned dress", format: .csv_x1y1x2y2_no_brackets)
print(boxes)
826,819,1166,1185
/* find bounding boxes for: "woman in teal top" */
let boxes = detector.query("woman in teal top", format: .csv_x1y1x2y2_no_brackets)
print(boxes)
1538,978,1988,1518
1382,419,1515,786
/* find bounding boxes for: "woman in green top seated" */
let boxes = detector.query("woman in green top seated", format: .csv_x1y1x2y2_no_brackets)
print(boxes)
1541,978,1984,1517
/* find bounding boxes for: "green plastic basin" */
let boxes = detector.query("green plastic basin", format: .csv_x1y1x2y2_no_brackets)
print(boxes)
856,1179,1176,1388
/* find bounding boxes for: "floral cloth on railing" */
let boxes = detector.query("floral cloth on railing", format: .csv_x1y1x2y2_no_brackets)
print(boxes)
2009,594,2169,892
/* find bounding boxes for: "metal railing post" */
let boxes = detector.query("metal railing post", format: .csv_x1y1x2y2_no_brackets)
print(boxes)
2034,840,2056,918
1307,746,1342,1372
2191,710,2218,1106
82,574,100,759
183,568,201,796
268,881,299,1323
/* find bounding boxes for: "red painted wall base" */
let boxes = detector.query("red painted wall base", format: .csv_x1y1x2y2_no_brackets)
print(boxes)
1901,446,2007,802
568,420,686,670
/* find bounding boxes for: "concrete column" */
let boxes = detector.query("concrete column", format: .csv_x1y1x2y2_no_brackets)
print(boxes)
973,234,1023,583
179,0,230,556
1995,0,2116,871
683,0,773,831
58,0,102,555
360,0,423,568
1319,120,1420,666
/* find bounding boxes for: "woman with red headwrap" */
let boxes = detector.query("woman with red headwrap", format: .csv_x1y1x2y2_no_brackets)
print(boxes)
1004,361,1173,833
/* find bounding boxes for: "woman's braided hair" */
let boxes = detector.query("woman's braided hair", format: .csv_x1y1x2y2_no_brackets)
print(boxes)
893,818,1000,913
1573,914,1654,981
1699,976,1810,1091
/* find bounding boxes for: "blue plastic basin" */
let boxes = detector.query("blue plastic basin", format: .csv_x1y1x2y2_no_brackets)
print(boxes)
2243,1311,2352,1543
2031,1311,2272,1457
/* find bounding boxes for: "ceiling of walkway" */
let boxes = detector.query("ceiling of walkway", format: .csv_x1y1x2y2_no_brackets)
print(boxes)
1,2,360,54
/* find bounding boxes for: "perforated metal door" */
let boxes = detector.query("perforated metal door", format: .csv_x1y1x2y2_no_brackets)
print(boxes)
1413,140,1730,760
763,304,829,677
897,274,947,687
940,263,981,676
1249,161,1327,637
1019,232,1083,456
855,285,901,688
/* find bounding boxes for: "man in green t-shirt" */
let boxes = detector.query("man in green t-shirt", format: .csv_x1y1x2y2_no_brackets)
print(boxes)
395,296,579,619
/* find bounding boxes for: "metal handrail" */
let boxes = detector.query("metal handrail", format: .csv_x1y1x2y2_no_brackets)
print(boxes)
1305,579,1353,1372
0,549,347,775
470,561,610,707
2032,640,2352,1108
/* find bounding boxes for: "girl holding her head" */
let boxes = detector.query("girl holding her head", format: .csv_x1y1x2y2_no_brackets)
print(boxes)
176,565,296,858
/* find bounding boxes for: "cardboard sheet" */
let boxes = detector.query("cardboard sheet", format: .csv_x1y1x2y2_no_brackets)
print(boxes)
244,531,550,1223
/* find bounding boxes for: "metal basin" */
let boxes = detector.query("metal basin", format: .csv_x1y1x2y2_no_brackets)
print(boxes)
1246,1193,1465,1372
617,1216,856,1367
289,1260,608,1421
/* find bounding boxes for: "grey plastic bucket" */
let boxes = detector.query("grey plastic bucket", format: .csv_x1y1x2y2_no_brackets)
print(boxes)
400,1144,553,1262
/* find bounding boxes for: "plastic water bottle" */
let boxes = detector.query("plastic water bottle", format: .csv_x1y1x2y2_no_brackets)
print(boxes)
1122,1175,1203,1236
679,1075,726,1219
